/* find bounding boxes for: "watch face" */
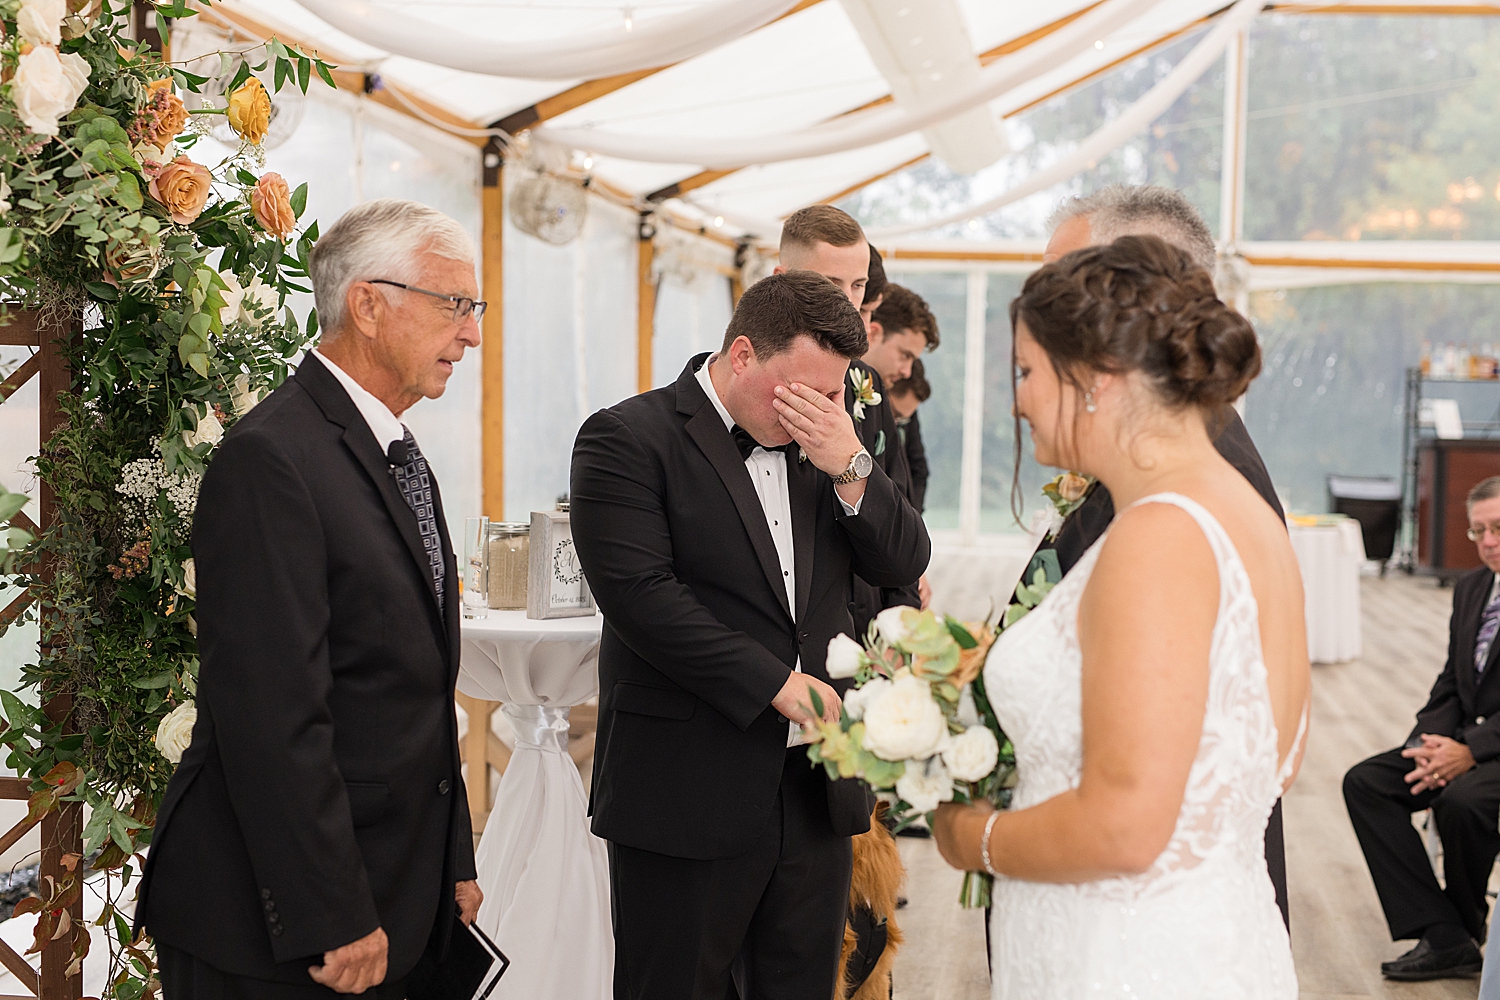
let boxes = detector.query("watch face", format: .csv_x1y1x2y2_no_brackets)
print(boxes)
853,450,874,478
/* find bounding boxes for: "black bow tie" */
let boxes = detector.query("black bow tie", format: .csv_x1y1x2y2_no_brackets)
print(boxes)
731,425,785,461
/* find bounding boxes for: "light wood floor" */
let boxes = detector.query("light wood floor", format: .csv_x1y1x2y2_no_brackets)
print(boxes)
895,561,1480,999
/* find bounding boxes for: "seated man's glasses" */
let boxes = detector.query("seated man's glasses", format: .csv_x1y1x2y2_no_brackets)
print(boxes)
369,279,486,323
1466,522,1500,542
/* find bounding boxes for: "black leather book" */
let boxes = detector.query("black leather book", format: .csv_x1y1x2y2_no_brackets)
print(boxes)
405,908,508,1000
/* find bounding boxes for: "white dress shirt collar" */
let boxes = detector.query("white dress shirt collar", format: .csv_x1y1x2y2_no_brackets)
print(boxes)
311,348,406,454
695,354,735,433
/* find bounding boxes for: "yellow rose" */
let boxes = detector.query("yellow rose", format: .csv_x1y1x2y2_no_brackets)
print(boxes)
226,77,271,145
250,172,296,239
148,155,212,225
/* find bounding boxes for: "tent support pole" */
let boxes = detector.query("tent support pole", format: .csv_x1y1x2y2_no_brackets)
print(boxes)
482,147,505,519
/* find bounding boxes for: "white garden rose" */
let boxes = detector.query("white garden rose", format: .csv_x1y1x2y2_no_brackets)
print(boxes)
956,685,981,728
177,557,196,599
895,756,954,814
874,606,912,647
154,700,197,764
943,724,1000,782
182,410,223,450
217,270,244,329
231,373,264,417
13,47,91,137
843,676,890,721
240,275,277,326
825,634,864,679
860,672,948,762
17,0,66,47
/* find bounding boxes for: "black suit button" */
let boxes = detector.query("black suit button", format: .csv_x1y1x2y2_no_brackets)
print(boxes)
261,889,272,901
264,901,274,912
848,602,857,614
438,779,451,795
271,925,284,937
268,913,280,924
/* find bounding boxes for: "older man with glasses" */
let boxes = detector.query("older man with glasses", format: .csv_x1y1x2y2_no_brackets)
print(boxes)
1344,475,1500,982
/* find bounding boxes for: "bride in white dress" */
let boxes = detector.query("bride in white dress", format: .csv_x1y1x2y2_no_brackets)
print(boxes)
931,234,1311,999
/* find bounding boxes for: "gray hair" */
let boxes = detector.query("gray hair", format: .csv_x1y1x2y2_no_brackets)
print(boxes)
1047,184,1217,272
1468,476,1500,513
310,198,476,336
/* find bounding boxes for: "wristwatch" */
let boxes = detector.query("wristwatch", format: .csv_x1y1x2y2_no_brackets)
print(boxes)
832,448,874,485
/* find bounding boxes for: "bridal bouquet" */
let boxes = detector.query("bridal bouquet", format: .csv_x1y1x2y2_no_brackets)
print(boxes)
805,606,1013,907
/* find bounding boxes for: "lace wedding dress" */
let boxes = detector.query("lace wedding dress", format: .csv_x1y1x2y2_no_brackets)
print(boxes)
985,493,1304,999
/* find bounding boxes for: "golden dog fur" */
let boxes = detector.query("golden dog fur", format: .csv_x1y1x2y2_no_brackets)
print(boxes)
835,807,905,1000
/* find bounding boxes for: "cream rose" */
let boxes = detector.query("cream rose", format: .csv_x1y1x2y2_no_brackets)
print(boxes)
13,47,90,137
231,373,264,416
240,275,277,325
895,756,954,814
149,155,212,225
943,724,1000,783
251,172,296,239
843,676,890,722
176,556,196,599
874,606,913,648
860,672,948,762
182,410,223,450
217,270,244,328
825,634,865,680
17,0,66,47
1058,472,1090,503
154,700,197,764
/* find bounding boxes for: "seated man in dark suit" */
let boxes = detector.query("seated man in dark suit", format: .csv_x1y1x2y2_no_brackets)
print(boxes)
1344,475,1500,981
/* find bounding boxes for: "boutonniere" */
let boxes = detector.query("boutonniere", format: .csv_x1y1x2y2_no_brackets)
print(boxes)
849,367,881,422
1039,472,1093,538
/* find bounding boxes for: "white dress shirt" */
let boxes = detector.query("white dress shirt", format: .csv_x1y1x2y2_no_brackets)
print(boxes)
696,356,861,746
312,348,406,454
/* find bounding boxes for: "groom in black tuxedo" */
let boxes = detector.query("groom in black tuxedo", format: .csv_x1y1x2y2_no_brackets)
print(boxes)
571,271,930,999
139,199,483,997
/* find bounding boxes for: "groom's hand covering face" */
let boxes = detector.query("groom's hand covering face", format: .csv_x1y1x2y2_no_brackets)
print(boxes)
723,333,851,451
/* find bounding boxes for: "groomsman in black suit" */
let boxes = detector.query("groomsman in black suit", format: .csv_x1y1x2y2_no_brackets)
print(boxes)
887,360,931,515
139,199,483,998
571,271,930,999
776,206,925,630
1039,184,1290,927
1343,477,1500,981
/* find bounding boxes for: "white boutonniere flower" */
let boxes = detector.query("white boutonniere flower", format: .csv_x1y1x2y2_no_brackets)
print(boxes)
849,367,882,422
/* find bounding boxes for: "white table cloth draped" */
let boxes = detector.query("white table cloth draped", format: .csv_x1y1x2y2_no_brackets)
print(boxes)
1288,520,1366,664
459,611,610,1000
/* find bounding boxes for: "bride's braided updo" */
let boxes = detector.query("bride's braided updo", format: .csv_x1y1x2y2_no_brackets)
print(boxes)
1011,234,1260,410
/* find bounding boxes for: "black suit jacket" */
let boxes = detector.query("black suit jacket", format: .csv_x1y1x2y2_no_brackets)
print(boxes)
571,355,931,860
901,412,929,514
1411,566,1500,761
138,354,476,983
1051,410,1284,572
846,361,922,634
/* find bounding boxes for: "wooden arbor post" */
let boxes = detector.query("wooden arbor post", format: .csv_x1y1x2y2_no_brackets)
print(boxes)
0,310,83,999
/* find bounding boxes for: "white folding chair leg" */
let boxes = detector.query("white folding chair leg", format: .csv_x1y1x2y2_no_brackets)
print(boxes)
1426,808,1444,875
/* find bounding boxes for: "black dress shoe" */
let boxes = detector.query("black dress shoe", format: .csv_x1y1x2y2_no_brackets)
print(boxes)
1380,938,1483,981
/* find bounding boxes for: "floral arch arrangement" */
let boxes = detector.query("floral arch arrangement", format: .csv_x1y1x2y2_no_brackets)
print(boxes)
0,0,336,993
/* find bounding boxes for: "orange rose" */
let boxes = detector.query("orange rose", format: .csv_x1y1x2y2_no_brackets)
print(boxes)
144,78,188,150
227,77,271,145
250,172,296,239
149,155,212,225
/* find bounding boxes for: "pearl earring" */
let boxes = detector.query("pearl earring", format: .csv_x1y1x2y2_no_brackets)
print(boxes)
1084,387,1098,413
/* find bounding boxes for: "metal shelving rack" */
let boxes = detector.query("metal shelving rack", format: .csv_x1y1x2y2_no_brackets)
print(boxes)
1399,367,1500,572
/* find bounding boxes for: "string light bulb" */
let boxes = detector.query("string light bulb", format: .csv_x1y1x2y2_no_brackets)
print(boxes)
713,216,725,228
583,154,594,170
1094,39,1104,49
623,5,634,32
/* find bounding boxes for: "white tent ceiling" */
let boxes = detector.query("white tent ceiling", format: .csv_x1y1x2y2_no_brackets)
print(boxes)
192,0,1500,244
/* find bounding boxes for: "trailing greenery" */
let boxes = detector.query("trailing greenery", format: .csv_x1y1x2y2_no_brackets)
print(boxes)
0,1,335,992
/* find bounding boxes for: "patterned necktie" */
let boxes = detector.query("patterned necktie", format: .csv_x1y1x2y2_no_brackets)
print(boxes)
1475,585,1500,674
387,428,445,611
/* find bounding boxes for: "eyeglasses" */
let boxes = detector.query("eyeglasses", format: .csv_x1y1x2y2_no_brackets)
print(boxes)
1468,522,1500,542
369,279,486,323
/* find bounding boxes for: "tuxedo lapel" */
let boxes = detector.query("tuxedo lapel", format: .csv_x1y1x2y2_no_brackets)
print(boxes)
788,446,818,625
296,354,448,633
677,360,793,623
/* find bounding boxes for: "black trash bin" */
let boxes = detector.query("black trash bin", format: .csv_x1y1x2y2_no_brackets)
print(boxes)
1327,475,1401,567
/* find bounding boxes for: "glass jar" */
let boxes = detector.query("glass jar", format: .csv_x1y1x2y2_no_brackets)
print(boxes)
487,522,530,610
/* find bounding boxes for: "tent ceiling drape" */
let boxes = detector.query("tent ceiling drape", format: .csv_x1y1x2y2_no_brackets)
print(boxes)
211,0,1500,261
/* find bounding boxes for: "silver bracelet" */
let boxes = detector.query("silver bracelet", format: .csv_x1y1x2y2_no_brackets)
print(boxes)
979,810,1001,877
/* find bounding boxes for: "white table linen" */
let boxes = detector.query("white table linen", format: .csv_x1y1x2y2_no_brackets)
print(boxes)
1289,520,1365,664
460,611,610,1000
